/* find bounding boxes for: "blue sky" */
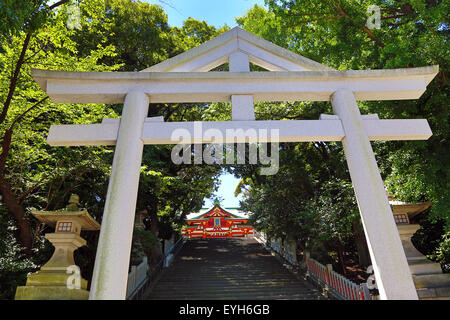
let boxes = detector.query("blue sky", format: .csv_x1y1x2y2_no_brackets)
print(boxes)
143,0,266,28
203,172,244,208
143,0,264,208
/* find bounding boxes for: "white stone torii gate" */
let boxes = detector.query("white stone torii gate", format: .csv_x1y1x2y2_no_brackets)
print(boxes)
31,27,438,300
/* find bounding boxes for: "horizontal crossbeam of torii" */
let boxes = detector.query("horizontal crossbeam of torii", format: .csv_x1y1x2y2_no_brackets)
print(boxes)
31,27,439,301
46,116,432,145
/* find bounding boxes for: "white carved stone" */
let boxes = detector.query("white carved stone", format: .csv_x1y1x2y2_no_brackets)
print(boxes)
231,95,255,121
141,27,332,73
46,118,432,146
89,91,149,300
331,89,418,300
229,51,250,72
33,66,437,104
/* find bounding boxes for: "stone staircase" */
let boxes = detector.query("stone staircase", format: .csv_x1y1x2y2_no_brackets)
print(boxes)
145,238,324,300
399,225,450,299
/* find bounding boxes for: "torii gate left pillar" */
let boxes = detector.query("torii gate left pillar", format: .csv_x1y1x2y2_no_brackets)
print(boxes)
89,91,148,300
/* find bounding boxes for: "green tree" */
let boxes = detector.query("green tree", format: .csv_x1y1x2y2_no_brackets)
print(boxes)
0,0,123,298
0,0,118,255
262,0,449,224
0,0,230,298
234,1,448,270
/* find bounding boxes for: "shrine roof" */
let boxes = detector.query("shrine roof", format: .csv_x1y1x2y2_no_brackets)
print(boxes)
186,205,249,220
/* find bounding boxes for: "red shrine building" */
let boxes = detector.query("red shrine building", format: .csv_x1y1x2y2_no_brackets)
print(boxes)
182,204,254,239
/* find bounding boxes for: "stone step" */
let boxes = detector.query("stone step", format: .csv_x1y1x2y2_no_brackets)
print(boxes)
149,285,322,299
145,238,324,300
153,283,313,292
149,292,322,300
154,279,301,286
417,287,450,300
153,278,312,289
413,273,450,289
409,259,444,275
153,286,315,296
156,275,297,281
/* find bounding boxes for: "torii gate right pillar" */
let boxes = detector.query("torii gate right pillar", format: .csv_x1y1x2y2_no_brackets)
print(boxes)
332,89,418,299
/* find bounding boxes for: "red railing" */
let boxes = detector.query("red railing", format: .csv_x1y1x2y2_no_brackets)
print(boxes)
305,254,371,300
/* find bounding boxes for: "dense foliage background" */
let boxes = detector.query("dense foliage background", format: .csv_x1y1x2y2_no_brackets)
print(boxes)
0,0,448,299
233,0,449,278
0,0,225,299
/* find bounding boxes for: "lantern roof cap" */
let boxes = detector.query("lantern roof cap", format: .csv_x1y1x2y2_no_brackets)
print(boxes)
32,210,100,231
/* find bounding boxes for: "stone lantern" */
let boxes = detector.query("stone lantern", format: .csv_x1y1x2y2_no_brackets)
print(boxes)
389,194,450,299
15,194,100,300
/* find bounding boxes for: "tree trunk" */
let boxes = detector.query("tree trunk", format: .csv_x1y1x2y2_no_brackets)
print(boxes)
355,235,371,267
146,206,159,237
336,242,347,276
0,176,33,256
352,221,371,267
296,239,305,252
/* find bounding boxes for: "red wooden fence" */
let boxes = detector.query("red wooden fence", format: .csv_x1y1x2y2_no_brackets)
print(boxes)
305,253,371,300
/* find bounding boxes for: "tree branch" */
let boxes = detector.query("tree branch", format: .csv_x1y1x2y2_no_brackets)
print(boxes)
381,14,410,20
288,12,339,17
333,0,385,48
0,129,13,176
48,0,71,11
18,182,42,203
292,14,345,26
8,96,49,130
0,32,32,125
0,0,71,125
